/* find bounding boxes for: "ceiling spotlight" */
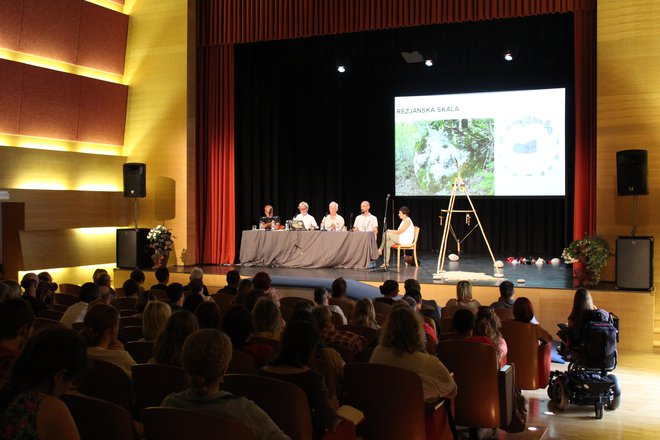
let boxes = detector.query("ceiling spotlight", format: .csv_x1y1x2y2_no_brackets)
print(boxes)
504,50,513,61
337,65,346,73
424,59,433,67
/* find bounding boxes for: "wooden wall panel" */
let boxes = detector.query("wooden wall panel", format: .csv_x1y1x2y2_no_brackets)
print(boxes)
78,77,128,145
0,0,22,51
597,0,660,283
19,0,81,64
2,189,130,230
0,146,127,192
0,60,23,134
19,65,80,140
20,228,116,269
78,2,129,74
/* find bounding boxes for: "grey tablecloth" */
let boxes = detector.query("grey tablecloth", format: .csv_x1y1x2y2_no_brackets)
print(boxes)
239,230,379,269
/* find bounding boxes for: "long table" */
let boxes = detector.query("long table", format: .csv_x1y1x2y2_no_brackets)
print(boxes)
239,230,379,269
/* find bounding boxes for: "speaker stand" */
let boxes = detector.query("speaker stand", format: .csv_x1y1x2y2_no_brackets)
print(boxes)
133,197,139,230
631,195,638,237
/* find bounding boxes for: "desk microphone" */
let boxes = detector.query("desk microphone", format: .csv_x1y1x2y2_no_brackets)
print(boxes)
349,212,354,231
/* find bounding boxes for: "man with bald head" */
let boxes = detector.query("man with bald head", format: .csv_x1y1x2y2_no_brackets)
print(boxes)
353,200,378,236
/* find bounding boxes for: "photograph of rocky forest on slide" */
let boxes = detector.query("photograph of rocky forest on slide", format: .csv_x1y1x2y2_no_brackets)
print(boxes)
395,118,495,196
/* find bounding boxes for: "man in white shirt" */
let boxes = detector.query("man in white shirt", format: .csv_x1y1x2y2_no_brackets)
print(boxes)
353,200,378,236
293,201,318,230
321,201,345,231
60,282,100,329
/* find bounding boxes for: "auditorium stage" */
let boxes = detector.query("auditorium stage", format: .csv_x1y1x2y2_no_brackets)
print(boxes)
113,251,654,354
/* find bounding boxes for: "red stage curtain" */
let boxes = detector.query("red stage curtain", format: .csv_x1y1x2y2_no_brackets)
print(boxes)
196,0,594,263
572,0,597,240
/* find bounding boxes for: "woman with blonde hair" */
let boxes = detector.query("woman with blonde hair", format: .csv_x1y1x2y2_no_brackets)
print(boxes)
445,280,481,310
350,298,379,330
370,306,456,401
161,329,288,440
474,306,507,368
142,301,171,341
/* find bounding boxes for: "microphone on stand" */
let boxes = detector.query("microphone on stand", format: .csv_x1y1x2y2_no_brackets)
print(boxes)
348,212,354,231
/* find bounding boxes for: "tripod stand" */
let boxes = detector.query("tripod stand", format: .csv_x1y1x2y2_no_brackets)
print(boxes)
433,175,502,279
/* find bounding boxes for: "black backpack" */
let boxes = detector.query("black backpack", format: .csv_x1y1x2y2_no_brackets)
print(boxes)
578,309,618,370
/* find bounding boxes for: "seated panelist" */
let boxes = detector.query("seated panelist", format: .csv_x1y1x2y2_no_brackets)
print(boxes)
353,200,378,236
293,201,318,230
320,201,345,231
259,204,280,230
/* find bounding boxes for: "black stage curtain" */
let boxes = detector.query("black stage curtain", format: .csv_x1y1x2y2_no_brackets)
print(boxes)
234,14,574,259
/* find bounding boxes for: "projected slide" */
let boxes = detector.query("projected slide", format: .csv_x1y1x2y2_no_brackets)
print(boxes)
394,88,565,196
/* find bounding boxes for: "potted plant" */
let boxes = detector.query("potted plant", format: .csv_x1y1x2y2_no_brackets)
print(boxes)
147,225,174,268
562,236,612,286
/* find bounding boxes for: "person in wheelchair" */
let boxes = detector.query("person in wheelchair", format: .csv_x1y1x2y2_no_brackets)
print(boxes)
550,288,620,419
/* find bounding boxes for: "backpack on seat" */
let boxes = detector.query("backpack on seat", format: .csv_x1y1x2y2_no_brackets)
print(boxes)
577,309,618,371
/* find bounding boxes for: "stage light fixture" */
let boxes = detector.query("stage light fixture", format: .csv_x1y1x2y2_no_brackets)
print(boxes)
504,50,513,61
424,59,433,67
337,65,346,73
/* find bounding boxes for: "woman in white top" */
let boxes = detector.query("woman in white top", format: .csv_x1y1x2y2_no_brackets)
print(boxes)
378,206,414,266
321,201,345,231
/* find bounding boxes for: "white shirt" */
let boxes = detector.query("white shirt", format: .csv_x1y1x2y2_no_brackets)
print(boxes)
353,213,378,232
321,214,344,231
293,213,318,230
399,218,415,246
60,301,88,329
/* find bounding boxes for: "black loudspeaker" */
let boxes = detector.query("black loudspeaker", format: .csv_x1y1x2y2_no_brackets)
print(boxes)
616,150,648,196
616,236,653,290
123,163,146,198
116,229,153,269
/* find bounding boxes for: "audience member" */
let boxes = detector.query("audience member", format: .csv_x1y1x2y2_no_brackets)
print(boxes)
222,305,273,366
446,280,481,311
0,298,35,384
567,288,597,346
142,301,172,342
259,320,337,438
92,268,108,284
35,281,54,306
20,274,46,314
60,282,100,329
136,290,156,315
513,298,553,343
491,280,515,309
252,297,283,342
183,279,209,314
475,306,508,368
129,269,146,292
167,283,185,311
402,290,438,344
329,277,355,317
251,272,281,306
195,301,222,330
161,329,289,440
349,298,380,330
151,267,170,290
313,288,347,325
375,280,399,305
0,327,86,440
404,278,441,332
37,272,57,293
312,306,364,353
235,279,254,306
370,306,456,401
184,267,210,297
122,279,141,298
451,309,494,348
151,310,199,367
95,273,116,303
1,281,21,302
0,283,12,304
81,303,136,378
217,270,240,295
245,289,267,312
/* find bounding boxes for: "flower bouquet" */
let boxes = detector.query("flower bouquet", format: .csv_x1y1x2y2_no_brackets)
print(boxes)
147,225,173,267
562,236,611,286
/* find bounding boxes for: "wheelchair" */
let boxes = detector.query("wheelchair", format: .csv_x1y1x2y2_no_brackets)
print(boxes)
548,310,621,419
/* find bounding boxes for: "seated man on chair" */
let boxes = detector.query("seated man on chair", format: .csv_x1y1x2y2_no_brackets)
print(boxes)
293,201,318,230
352,200,378,237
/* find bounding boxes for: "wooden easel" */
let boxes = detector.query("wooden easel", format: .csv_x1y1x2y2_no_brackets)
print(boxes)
433,174,502,278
